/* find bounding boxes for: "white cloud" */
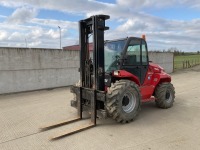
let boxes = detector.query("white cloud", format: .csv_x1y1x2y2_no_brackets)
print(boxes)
0,1,23,7
106,14,200,51
117,19,148,31
8,32,22,40
0,6,78,48
0,0,200,51
180,0,200,9
0,0,111,14
117,0,177,9
7,6,38,24
28,27,43,39
28,41,41,47
116,0,200,9
0,30,8,40
46,29,59,39
1,0,199,14
31,18,77,29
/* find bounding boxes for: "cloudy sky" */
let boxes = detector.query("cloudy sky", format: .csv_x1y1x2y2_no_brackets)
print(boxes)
0,0,200,51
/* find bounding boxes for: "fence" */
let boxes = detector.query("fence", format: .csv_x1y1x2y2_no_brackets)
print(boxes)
182,60,200,69
174,56,200,70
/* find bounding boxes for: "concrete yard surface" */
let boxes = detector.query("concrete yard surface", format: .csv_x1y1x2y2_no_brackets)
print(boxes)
0,65,200,150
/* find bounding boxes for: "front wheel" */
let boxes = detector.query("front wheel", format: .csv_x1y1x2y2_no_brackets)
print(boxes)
155,82,175,109
106,80,141,123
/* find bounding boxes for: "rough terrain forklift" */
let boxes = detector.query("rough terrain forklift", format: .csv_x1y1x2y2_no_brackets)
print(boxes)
41,15,175,140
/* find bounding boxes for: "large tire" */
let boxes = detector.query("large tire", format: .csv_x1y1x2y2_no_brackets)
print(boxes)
106,80,141,123
155,82,175,109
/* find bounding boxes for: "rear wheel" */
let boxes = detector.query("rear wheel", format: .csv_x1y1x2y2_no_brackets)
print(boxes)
106,80,141,123
155,82,175,108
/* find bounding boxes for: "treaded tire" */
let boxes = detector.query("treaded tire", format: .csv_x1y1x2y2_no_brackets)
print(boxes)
155,82,175,109
106,80,141,123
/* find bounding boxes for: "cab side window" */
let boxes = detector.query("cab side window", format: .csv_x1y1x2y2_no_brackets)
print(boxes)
141,40,148,65
126,39,141,65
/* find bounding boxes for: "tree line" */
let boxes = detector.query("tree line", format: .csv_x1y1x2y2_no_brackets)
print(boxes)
150,47,200,56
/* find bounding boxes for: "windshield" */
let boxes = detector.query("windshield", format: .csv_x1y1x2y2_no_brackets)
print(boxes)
104,39,127,72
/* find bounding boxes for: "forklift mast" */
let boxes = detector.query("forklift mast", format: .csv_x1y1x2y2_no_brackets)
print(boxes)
79,15,109,90
76,15,109,125
41,15,110,140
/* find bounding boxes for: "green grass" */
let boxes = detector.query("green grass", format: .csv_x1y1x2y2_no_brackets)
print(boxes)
174,54,200,70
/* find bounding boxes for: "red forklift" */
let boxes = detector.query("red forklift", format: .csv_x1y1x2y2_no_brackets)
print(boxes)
41,15,175,140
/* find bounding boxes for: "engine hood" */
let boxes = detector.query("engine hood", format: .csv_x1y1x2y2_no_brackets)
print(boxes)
149,62,164,73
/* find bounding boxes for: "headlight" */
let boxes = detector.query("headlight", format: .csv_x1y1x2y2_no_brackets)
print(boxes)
113,71,119,76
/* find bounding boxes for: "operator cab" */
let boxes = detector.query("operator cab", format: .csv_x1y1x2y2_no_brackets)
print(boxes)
105,37,149,85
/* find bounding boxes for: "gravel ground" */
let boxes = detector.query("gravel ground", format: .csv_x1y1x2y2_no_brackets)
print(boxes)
0,65,200,150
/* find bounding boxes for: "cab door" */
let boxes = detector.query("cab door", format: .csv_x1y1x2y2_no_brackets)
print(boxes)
122,38,148,84
140,40,154,99
140,39,149,85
